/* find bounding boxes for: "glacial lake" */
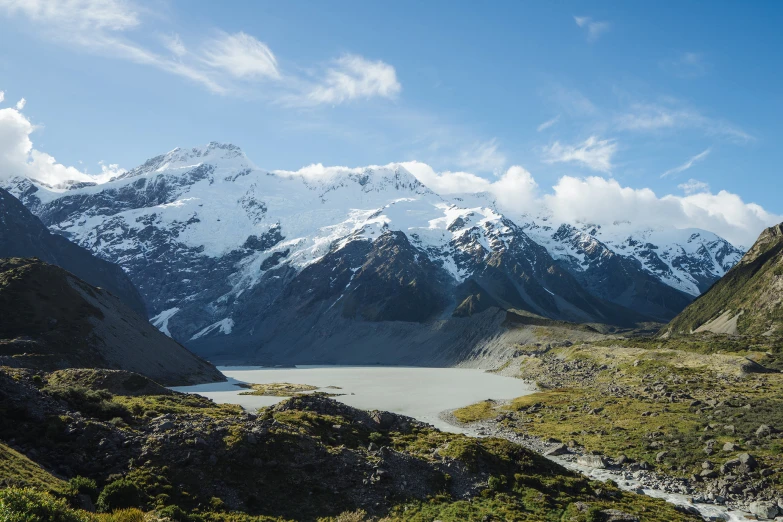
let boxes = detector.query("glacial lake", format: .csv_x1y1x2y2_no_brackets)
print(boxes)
172,366,536,432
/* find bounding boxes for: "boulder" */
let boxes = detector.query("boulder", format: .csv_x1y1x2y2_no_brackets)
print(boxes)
749,501,780,520
577,455,606,468
723,442,738,452
738,453,758,471
655,451,669,463
757,425,774,437
544,444,570,456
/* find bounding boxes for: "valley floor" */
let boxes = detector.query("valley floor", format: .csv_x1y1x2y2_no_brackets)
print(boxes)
452,333,783,521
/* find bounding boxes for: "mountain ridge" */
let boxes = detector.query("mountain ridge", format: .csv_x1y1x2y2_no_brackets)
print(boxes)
2,142,746,363
667,222,783,336
0,257,223,385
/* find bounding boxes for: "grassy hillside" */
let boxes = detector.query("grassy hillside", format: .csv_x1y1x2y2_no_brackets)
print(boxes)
667,223,783,336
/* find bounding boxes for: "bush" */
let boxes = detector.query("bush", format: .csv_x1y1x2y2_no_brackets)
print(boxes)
0,487,87,522
96,479,142,513
45,385,129,421
67,476,98,502
97,508,146,522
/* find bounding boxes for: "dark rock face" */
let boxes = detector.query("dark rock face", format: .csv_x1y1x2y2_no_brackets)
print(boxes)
0,258,223,386
0,188,146,316
549,224,698,321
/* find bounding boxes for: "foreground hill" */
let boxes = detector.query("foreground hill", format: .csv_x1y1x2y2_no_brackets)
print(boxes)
3,143,742,363
0,258,222,385
0,187,146,317
0,366,699,521
667,222,783,336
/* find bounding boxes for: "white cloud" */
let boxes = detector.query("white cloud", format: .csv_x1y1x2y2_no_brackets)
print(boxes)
542,136,617,173
401,161,538,209
201,32,279,80
0,0,228,94
543,176,779,247
14,98,26,110
306,54,401,105
0,91,4,103
678,179,710,195
1,2,403,103
456,139,506,173
616,103,752,142
0,0,140,30
163,33,187,57
0,104,120,185
661,148,711,178
537,115,560,132
574,16,610,42
403,160,778,246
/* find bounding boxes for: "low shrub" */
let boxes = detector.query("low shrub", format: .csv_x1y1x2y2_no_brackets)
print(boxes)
67,476,98,502
96,479,142,513
0,487,86,522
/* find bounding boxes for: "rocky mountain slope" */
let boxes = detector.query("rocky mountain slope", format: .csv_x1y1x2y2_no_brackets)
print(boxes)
667,222,783,336
0,187,146,316
2,143,743,363
0,258,223,385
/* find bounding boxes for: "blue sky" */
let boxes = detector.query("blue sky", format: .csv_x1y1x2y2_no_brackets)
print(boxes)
0,0,781,245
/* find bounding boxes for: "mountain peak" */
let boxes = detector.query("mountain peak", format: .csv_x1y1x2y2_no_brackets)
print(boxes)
117,142,250,181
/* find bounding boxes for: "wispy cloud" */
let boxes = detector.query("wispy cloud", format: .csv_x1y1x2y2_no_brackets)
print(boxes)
456,139,507,173
14,98,25,110
574,16,610,43
661,52,709,78
616,103,753,143
549,85,597,116
305,54,401,105
537,115,560,132
162,33,187,57
200,32,280,80
0,91,4,103
661,148,711,178
0,0,397,104
678,179,710,194
542,136,617,173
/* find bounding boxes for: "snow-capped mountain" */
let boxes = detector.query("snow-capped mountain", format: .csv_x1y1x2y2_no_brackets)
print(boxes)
2,142,744,363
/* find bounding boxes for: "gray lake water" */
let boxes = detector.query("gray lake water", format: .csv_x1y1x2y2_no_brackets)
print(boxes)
172,365,536,432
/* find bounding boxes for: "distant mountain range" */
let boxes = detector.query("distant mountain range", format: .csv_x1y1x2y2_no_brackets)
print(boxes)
667,222,783,337
2,142,744,363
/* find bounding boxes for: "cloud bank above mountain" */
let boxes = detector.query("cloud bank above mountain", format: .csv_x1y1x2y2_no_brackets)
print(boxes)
1,97,779,248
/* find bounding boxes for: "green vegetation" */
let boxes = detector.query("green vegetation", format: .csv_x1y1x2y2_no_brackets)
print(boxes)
1,363,702,522
43,385,131,421
96,479,142,513
456,340,783,486
238,382,319,396
451,400,497,424
67,477,98,503
0,443,67,493
0,488,85,522
114,393,242,419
